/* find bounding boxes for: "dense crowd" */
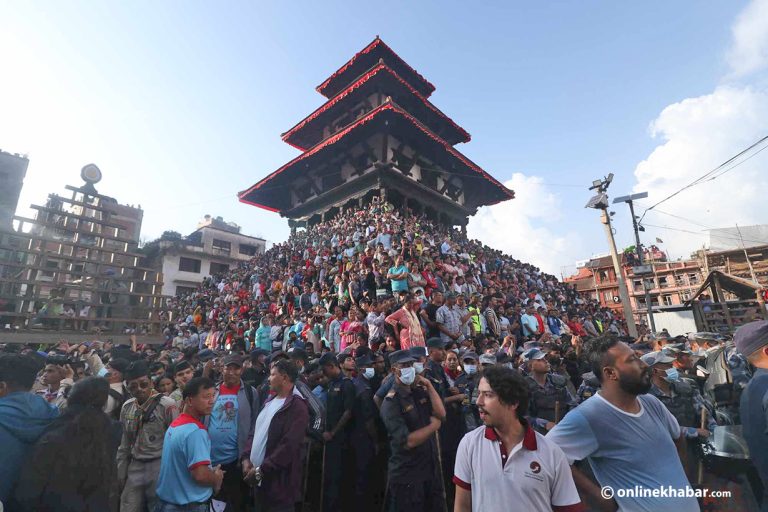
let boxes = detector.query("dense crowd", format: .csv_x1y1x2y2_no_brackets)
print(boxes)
1,200,767,512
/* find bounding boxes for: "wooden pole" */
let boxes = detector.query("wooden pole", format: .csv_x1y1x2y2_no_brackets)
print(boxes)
697,408,707,486
554,400,562,424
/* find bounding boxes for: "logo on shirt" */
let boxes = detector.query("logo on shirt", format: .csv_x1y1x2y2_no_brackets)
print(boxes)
529,461,541,474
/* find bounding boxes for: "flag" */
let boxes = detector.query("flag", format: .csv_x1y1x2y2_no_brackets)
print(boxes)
655,237,664,244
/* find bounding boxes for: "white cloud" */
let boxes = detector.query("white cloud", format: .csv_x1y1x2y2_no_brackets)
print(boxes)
632,85,768,257
726,0,768,78
467,173,585,276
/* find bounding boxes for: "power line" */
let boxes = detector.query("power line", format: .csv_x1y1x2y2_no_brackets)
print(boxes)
642,223,768,246
638,135,768,223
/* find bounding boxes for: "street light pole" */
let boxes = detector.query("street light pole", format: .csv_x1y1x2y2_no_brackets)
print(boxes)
627,199,656,332
599,210,638,338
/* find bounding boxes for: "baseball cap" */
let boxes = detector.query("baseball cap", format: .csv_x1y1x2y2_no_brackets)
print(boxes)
222,354,244,367
389,350,415,365
426,338,446,349
640,351,676,366
522,348,547,362
734,320,768,358
479,354,497,365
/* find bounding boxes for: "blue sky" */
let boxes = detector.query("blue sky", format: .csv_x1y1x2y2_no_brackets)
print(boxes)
2,0,767,275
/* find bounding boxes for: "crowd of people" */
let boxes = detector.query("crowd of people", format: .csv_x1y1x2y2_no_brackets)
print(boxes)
1,199,767,512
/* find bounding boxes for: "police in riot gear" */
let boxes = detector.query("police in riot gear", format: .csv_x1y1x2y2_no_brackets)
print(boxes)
523,348,577,428
576,371,600,403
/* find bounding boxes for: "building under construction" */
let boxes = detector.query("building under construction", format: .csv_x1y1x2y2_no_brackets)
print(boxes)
0,164,166,342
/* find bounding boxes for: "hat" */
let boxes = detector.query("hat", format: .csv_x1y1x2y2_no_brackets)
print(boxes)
461,351,478,362
318,352,339,367
355,354,375,367
691,332,721,344
107,358,130,375
479,354,497,365
409,346,427,359
289,348,308,362
222,354,244,367
268,351,288,364
522,348,547,362
640,351,676,366
629,342,653,354
426,338,446,349
251,348,269,358
198,349,216,362
522,340,542,351
734,320,768,357
389,350,415,365
444,292,456,299
664,343,693,355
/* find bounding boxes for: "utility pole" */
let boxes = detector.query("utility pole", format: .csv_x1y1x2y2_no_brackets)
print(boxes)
585,174,638,338
736,223,759,284
614,192,656,332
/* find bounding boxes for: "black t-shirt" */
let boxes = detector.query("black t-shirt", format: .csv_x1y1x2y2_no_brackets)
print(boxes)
423,303,440,339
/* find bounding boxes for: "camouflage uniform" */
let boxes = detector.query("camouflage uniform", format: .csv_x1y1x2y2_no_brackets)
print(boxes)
576,371,600,403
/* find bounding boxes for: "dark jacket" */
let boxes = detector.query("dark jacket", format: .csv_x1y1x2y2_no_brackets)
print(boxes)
258,387,309,507
0,392,59,504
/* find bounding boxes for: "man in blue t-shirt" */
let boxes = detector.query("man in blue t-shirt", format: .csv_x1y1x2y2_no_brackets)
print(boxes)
547,337,699,512
156,377,224,512
386,254,410,294
205,355,259,512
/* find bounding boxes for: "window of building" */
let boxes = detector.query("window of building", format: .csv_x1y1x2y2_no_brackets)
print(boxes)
689,273,699,285
239,244,258,256
212,239,231,255
210,262,229,275
179,257,201,273
679,291,691,302
633,279,643,292
658,276,669,288
176,285,197,297
599,270,610,283
662,294,673,306
675,275,685,286
42,259,59,278
603,291,615,303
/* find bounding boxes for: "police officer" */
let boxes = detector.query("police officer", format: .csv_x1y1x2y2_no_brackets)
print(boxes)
644,350,716,477
734,320,768,509
576,371,600,404
523,348,576,429
424,337,448,398
351,353,380,509
319,352,356,512
380,349,447,512
458,351,481,431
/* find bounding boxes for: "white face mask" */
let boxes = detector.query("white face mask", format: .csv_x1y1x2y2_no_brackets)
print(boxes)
413,362,425,374
464,364,477,375
97,367,109,378
451,348,459,355
363,368,375,379
399,367,416,385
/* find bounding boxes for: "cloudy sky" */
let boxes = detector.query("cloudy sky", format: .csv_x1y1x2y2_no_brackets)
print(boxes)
1,0,767,276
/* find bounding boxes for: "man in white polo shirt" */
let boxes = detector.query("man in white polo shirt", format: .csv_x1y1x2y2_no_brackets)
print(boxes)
453,365,583,512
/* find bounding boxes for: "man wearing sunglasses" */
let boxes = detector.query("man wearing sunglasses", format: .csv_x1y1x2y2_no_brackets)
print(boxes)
117,360,179,512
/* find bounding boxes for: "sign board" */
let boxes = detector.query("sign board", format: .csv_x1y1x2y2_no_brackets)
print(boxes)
632,265,653,275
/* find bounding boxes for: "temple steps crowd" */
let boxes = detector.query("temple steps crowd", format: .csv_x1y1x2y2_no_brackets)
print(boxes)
1,200,766,512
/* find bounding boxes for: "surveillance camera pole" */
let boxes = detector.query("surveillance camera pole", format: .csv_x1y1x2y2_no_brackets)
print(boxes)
627,199,656,332
599,209,638,338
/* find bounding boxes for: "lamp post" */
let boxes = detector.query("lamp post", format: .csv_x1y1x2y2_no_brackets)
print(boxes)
613,192,655,332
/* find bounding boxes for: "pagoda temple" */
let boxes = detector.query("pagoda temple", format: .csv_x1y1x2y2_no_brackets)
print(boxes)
238,37,514,232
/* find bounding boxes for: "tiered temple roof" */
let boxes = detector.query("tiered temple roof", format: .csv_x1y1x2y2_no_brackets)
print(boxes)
239,37,513,229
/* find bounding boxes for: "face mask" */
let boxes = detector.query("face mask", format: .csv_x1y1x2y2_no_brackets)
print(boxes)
363,368,375,379
413,362,425,374
464,364,477,375
399,367,416,385
664,368,679,382
97,367,109,377
451,349,459,355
